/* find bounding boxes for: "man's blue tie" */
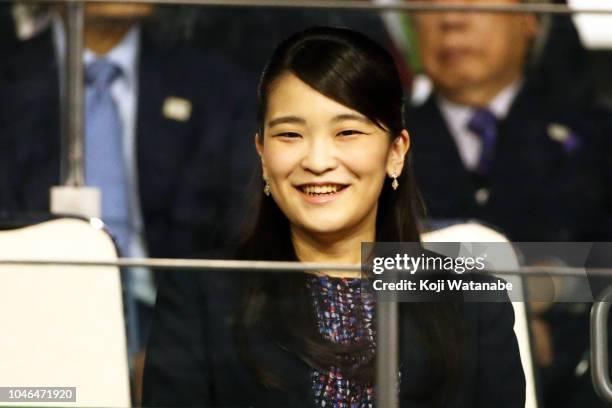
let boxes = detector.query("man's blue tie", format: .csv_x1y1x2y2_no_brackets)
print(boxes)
85,59,142,360
468,108,498,176
85,59,132,255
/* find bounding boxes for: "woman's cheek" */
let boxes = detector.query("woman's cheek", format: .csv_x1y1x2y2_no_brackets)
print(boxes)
264,145,298,177
343,147,388,178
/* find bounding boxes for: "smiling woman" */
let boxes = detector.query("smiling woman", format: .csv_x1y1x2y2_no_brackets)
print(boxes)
251,27,422,264
258,71,408,250
143,27,526,408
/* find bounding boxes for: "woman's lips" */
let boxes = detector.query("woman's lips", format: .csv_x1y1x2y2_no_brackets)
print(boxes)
295,184,349,204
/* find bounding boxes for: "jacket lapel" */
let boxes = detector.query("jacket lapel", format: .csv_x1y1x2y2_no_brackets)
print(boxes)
135,37,166,215
410,97,476,217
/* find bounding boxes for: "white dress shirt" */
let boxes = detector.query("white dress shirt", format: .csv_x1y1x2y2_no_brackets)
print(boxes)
437,80,523,171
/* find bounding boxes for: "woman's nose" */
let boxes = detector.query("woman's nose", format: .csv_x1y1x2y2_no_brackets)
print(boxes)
300,136,338,175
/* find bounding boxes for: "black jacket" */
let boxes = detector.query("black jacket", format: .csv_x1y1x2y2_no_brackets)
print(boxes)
408,82,612,242
143,268,526,407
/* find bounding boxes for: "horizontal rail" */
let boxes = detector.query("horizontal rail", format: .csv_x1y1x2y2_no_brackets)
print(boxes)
0,258,361,272
6,0,612,15
1,258,612,276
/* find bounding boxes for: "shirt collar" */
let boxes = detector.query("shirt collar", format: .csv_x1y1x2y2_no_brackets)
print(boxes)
84,25,140,89
437,78,523,122
488,79,523,119
52,14,140,89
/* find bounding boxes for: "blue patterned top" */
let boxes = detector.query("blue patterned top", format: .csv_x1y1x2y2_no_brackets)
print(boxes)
307,275,376,408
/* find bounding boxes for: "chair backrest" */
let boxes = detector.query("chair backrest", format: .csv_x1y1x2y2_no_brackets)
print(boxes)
422,221,538,408
0,217,131,407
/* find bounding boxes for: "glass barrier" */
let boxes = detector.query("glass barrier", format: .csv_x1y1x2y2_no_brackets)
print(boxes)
1,1,612,407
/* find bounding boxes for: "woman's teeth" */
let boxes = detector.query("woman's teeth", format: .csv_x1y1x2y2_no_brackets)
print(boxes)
302,185,342,195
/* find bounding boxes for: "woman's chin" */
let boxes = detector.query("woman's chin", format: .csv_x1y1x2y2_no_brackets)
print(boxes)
295,220,356,240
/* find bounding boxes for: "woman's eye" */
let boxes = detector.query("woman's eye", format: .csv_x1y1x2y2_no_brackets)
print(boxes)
337,130,364,137
275,132,301,138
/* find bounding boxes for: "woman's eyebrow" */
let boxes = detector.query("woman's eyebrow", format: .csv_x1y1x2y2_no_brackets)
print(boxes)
331,113,370,124
268,115,306,128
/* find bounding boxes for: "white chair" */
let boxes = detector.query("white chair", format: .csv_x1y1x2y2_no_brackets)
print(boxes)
0,217,131,407
422,221,538,408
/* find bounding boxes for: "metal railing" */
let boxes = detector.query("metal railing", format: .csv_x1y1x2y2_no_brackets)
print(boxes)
6,0,612,15
592,286,612,405
4,257,612,276
61,2,85,187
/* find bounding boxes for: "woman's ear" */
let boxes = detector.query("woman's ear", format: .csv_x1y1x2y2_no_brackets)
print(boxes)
255,133,268,179
386,129,410,177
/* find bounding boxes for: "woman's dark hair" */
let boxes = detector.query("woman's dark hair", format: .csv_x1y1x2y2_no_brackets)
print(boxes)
235,26,462,404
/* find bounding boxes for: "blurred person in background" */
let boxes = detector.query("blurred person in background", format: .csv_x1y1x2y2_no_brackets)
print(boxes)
0,2,16,56
0,1,257,401
529,0,612,108
409,0,609,242
407,0,611,406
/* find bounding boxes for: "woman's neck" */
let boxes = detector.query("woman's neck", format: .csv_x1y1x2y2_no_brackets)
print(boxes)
291,221,375,278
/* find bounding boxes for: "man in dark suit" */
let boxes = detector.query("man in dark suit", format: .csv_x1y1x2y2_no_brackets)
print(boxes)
0,2,257,357
408,0,609,242
407,1,611,406
1,3,256,254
